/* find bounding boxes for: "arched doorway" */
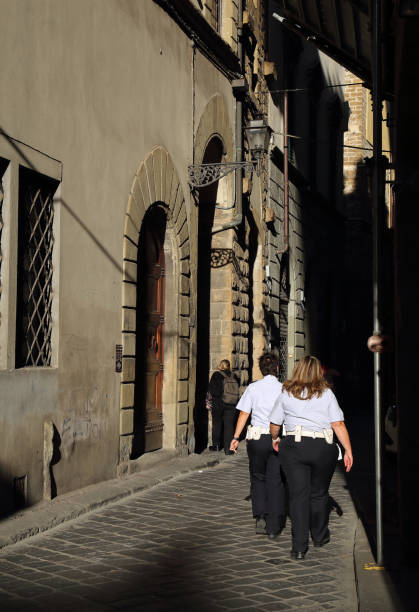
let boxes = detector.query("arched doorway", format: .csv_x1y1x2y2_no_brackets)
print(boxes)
131,204,167,458
119,146,192,472
194,136,224,452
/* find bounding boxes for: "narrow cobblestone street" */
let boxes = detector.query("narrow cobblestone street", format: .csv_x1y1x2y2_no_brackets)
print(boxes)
0,450,358,611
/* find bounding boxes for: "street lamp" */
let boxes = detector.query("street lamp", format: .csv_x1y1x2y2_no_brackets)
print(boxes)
188,118,272,188
245,118,272,161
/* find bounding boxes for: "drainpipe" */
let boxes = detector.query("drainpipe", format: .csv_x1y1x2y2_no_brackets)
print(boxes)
212,0,243,235
277,90,289,254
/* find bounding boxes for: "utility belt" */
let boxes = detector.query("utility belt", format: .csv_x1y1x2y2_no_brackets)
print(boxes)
283,424,334,444
246,425,270,440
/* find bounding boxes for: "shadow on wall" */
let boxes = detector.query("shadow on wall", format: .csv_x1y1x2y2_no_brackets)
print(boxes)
0,422,62,519
0,127,122,507
49,423,62,499
0,469,18,520
340,160,374,408
194,137,222,454
0,126,125,277
341,159,399,575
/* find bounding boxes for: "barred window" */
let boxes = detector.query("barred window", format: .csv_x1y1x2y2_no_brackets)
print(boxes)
16,167,57,367
0,159,7,323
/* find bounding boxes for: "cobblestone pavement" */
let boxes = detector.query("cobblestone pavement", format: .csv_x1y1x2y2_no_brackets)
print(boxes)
0,451,358,611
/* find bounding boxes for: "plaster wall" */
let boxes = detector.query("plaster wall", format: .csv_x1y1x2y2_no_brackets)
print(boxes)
0,0,234,502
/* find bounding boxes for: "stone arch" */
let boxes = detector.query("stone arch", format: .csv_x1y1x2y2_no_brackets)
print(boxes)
192,95,237,451
119,146,190,472
194,94,234,164
194,94,235,223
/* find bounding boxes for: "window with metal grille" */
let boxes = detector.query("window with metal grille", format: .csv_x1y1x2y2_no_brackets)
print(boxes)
16,167,58,367
0,159,7,323
278,336,288,382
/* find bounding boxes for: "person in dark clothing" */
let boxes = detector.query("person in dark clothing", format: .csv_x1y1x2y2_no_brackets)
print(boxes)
230,353,285,538
270,355,353,559
208,359,239,455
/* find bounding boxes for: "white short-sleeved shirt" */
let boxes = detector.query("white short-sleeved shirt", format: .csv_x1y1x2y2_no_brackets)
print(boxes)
236,375,283,429
270,388,344,432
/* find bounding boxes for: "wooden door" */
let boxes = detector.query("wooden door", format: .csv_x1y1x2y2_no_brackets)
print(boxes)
143,230,165,452
133,207,166,457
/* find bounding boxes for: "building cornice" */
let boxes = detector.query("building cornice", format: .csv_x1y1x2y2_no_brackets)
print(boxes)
153,0,241,80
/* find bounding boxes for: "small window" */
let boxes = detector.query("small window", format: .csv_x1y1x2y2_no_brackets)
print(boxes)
15,166,58,367
216,0,222,33
203,0,222,33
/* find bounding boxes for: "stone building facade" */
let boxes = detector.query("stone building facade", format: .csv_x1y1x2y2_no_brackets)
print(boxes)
0,0,271,508
262,14,349,383
0,0,356,511
342,72,373,398
341,70,393,401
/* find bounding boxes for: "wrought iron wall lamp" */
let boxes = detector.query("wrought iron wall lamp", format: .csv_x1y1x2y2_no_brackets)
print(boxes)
188,118,272,189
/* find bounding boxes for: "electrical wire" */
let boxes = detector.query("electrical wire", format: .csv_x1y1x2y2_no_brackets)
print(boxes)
270,132,391,153
254,82,366,96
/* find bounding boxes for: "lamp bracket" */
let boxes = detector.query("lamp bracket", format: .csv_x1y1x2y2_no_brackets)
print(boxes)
188,161,256,188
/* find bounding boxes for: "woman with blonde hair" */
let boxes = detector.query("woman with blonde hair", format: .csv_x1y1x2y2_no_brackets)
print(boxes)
270,355,353,560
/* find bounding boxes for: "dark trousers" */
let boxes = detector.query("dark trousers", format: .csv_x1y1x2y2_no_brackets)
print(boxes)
247,434,285,534
212,404,236,452
278,436,338,551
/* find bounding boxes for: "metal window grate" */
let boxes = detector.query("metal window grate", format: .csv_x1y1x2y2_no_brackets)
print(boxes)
278,337,288,382
16,168,56,367
0,171,4,319
0,159,7,325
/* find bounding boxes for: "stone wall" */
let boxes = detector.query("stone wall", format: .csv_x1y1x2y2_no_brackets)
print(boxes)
343,70,371,220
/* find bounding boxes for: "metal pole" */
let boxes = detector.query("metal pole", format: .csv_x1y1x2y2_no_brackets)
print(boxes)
277,91,289,255
283,91,289,251
372,0,384,566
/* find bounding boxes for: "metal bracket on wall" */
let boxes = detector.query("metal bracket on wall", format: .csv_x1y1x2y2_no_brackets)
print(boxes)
210,247,249,289
188,161,256,188
115,344,123,373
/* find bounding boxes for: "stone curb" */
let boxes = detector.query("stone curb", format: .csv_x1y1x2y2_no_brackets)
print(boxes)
0,447,241,551
353,518,404,611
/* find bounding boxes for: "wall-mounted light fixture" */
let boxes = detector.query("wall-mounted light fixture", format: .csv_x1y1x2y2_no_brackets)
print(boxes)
245,118,272,161
265,263,273,293
295,288,305,311
188,117,272,189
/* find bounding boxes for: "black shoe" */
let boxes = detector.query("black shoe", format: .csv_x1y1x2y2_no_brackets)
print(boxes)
255,517,266,535
209,445,220,451
290,550,306,560
313,536,330,548
267,532,280,540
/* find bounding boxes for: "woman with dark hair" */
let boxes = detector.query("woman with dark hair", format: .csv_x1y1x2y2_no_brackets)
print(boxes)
270,355,353,560
230,353,285,538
